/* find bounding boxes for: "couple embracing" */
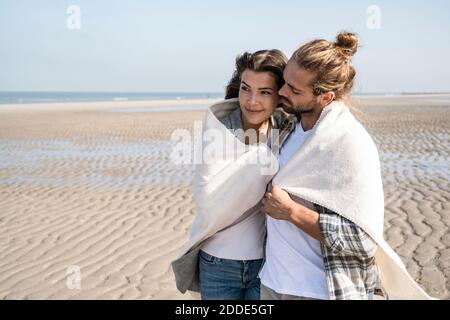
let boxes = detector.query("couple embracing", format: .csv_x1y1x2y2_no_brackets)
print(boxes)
171,31,433,300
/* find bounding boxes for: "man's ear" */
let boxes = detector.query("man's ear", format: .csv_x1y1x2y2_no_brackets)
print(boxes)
318,91,335,107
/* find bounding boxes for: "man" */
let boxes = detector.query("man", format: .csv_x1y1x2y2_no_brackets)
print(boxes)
260,31,433,300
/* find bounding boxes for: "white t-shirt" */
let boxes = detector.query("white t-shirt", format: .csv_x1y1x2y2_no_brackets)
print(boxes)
201,206,265,260
259,120,329,300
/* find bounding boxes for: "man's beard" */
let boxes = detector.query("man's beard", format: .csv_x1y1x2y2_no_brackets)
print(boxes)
280,98,318,118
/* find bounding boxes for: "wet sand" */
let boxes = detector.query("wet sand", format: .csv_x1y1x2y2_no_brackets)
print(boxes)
0,96,448,299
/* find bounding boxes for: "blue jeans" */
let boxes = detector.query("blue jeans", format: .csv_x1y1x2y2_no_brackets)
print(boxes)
199,250,263,300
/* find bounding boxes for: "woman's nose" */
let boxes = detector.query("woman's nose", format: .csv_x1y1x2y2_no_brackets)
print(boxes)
248,93,258,105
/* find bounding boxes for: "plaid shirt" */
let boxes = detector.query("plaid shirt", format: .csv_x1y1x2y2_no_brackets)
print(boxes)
315,204,385,300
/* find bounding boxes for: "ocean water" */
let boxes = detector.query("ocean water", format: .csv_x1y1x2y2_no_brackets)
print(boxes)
2,91,450,105
1,131,448,190
0,91,223,104
0,138,194,189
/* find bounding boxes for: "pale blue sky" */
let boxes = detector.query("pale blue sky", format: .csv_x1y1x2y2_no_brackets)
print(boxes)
0,0,449,93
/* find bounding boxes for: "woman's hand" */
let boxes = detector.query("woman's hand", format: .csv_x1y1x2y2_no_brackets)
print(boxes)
261,185,297,221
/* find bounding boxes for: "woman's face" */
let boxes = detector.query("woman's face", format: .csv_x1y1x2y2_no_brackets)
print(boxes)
238,70,279,128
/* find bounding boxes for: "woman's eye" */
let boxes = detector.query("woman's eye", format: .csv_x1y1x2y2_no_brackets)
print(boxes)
240,86,249,91
261,91,272,95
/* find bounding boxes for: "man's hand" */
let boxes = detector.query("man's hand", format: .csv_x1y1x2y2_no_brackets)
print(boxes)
261,185,324,243
261,185,298,221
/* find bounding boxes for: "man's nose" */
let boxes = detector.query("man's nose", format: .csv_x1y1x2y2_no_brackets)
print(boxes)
278,84,287,97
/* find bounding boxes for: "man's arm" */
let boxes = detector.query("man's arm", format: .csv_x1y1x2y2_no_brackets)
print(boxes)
262,185,377,258
285,201,325,243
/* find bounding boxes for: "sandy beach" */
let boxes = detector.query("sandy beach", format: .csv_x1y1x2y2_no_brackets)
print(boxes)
0,95,449,299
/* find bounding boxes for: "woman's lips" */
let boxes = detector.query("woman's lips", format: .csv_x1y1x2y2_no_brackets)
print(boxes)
245,108,264,114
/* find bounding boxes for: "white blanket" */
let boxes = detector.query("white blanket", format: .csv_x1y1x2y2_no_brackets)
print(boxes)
178,99,434,299
178,99,277,257
273,100,433,299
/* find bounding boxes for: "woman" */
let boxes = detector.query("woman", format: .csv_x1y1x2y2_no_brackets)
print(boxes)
171,49,296,300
